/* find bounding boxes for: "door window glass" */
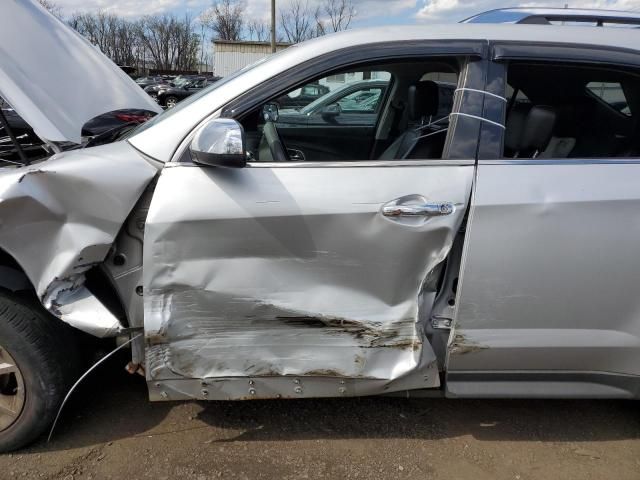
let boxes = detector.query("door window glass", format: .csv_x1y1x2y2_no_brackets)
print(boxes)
503,63,638,159
239,60,460,162
586,82,631,116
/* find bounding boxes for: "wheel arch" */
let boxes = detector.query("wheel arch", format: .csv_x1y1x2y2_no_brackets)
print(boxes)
0,248,33,293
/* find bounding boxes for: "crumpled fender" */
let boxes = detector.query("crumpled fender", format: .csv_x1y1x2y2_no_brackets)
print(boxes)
0,141,158,337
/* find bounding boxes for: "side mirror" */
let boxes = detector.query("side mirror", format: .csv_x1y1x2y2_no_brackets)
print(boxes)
321,103,341,120
189,118,247,168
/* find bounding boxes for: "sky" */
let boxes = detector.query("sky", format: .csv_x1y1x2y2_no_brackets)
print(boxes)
48,0,640,26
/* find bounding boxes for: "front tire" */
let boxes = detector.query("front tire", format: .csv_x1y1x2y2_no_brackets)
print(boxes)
0,291,79,452
165,96,178,108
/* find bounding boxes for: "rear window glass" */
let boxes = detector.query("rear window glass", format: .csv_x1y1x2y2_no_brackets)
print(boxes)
586,82,631,116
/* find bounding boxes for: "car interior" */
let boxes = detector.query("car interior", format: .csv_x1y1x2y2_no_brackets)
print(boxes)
504,63,640,158
239,57,461,162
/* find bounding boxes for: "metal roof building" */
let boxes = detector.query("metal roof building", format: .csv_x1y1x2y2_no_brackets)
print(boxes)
213,40,291,77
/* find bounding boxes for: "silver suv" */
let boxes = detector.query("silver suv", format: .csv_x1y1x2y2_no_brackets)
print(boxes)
2,3,640,451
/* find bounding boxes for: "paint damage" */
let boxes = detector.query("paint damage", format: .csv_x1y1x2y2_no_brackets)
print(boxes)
448,332,489,355
0,141,158,336
143,164,473,399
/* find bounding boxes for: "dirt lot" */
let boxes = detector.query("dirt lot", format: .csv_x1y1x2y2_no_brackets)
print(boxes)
1,353,639,480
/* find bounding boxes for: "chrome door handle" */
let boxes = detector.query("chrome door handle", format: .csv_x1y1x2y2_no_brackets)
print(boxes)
382,201,455,217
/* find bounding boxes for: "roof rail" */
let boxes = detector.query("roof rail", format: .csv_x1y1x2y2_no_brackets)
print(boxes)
461,8,640,27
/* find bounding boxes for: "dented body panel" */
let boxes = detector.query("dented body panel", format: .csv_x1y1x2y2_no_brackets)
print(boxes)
143,162,473,398
448,161,640,382
0,141,158,336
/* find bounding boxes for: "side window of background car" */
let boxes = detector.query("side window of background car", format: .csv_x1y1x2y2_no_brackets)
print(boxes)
503,62,639,159
241,59,461,163
336,87,384,113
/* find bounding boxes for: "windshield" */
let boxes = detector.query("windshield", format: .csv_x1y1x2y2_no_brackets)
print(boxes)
125,54,278,140
300,85,349,114
173,77,190,87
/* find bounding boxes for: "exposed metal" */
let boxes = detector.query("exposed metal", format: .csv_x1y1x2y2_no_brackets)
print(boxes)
144,163,473,398
2,2,640,406
0,108,28,165
0,141,158,336
0,346,25,432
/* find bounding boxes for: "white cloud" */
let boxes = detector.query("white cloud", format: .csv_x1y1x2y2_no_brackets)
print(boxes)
52,0,202,17
416,0,640,23
48,0,640,24
52,0,417,21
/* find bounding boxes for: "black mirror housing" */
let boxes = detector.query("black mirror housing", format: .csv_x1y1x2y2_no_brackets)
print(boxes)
321,103,342,120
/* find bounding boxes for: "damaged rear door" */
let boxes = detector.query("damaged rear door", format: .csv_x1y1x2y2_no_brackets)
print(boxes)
143,45,485,401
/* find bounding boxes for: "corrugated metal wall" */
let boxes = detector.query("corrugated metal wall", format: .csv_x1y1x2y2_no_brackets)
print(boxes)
214,42,289,77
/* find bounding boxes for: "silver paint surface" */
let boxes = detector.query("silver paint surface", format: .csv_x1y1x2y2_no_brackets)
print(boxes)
144,163,473,397
0,142,158,336
449,162,640,376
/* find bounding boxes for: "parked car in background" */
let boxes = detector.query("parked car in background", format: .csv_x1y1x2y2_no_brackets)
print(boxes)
155,76,221,108
4,2,640,453
275,82,330,110
135,76,167,89
272,79,456,161
144,74,197,102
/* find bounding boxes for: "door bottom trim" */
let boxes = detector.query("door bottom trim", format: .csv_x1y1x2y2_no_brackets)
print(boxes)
445,370,640,399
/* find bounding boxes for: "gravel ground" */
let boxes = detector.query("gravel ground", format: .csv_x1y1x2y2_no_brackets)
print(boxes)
1,352,639,480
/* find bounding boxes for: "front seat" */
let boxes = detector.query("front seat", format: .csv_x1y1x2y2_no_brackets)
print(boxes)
379,81,446,160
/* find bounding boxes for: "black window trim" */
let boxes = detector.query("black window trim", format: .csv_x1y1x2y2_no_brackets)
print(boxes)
477,41,640,162
492,41,640,69
223,40,487,120
173,40,488,166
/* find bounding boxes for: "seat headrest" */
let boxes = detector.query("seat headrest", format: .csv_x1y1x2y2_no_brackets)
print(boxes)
504,104,528,152
408,81,439,121
520,106,556,153
505,105,557,155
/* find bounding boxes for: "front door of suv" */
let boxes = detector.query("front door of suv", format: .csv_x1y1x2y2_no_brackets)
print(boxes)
143,42,487,401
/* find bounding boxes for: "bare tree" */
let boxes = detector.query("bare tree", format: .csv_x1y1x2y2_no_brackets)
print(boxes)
280,0,316,43
315,0,356,35
137,14,200,71
202,0,245,41
37,0,63,18
247,19,270,42
68,11,139,67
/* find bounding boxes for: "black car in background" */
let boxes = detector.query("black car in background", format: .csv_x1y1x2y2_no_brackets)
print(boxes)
154,76,221,108
135,76,168,89
144,75,197,102
275,82,330,110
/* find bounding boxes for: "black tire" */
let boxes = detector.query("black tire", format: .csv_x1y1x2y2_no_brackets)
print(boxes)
165,96,179,108
0,291,80,452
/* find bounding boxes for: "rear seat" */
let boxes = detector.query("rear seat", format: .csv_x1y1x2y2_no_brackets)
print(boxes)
504,104,558,158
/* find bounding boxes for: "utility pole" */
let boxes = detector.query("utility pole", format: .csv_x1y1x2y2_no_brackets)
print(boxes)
270,0,276,53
